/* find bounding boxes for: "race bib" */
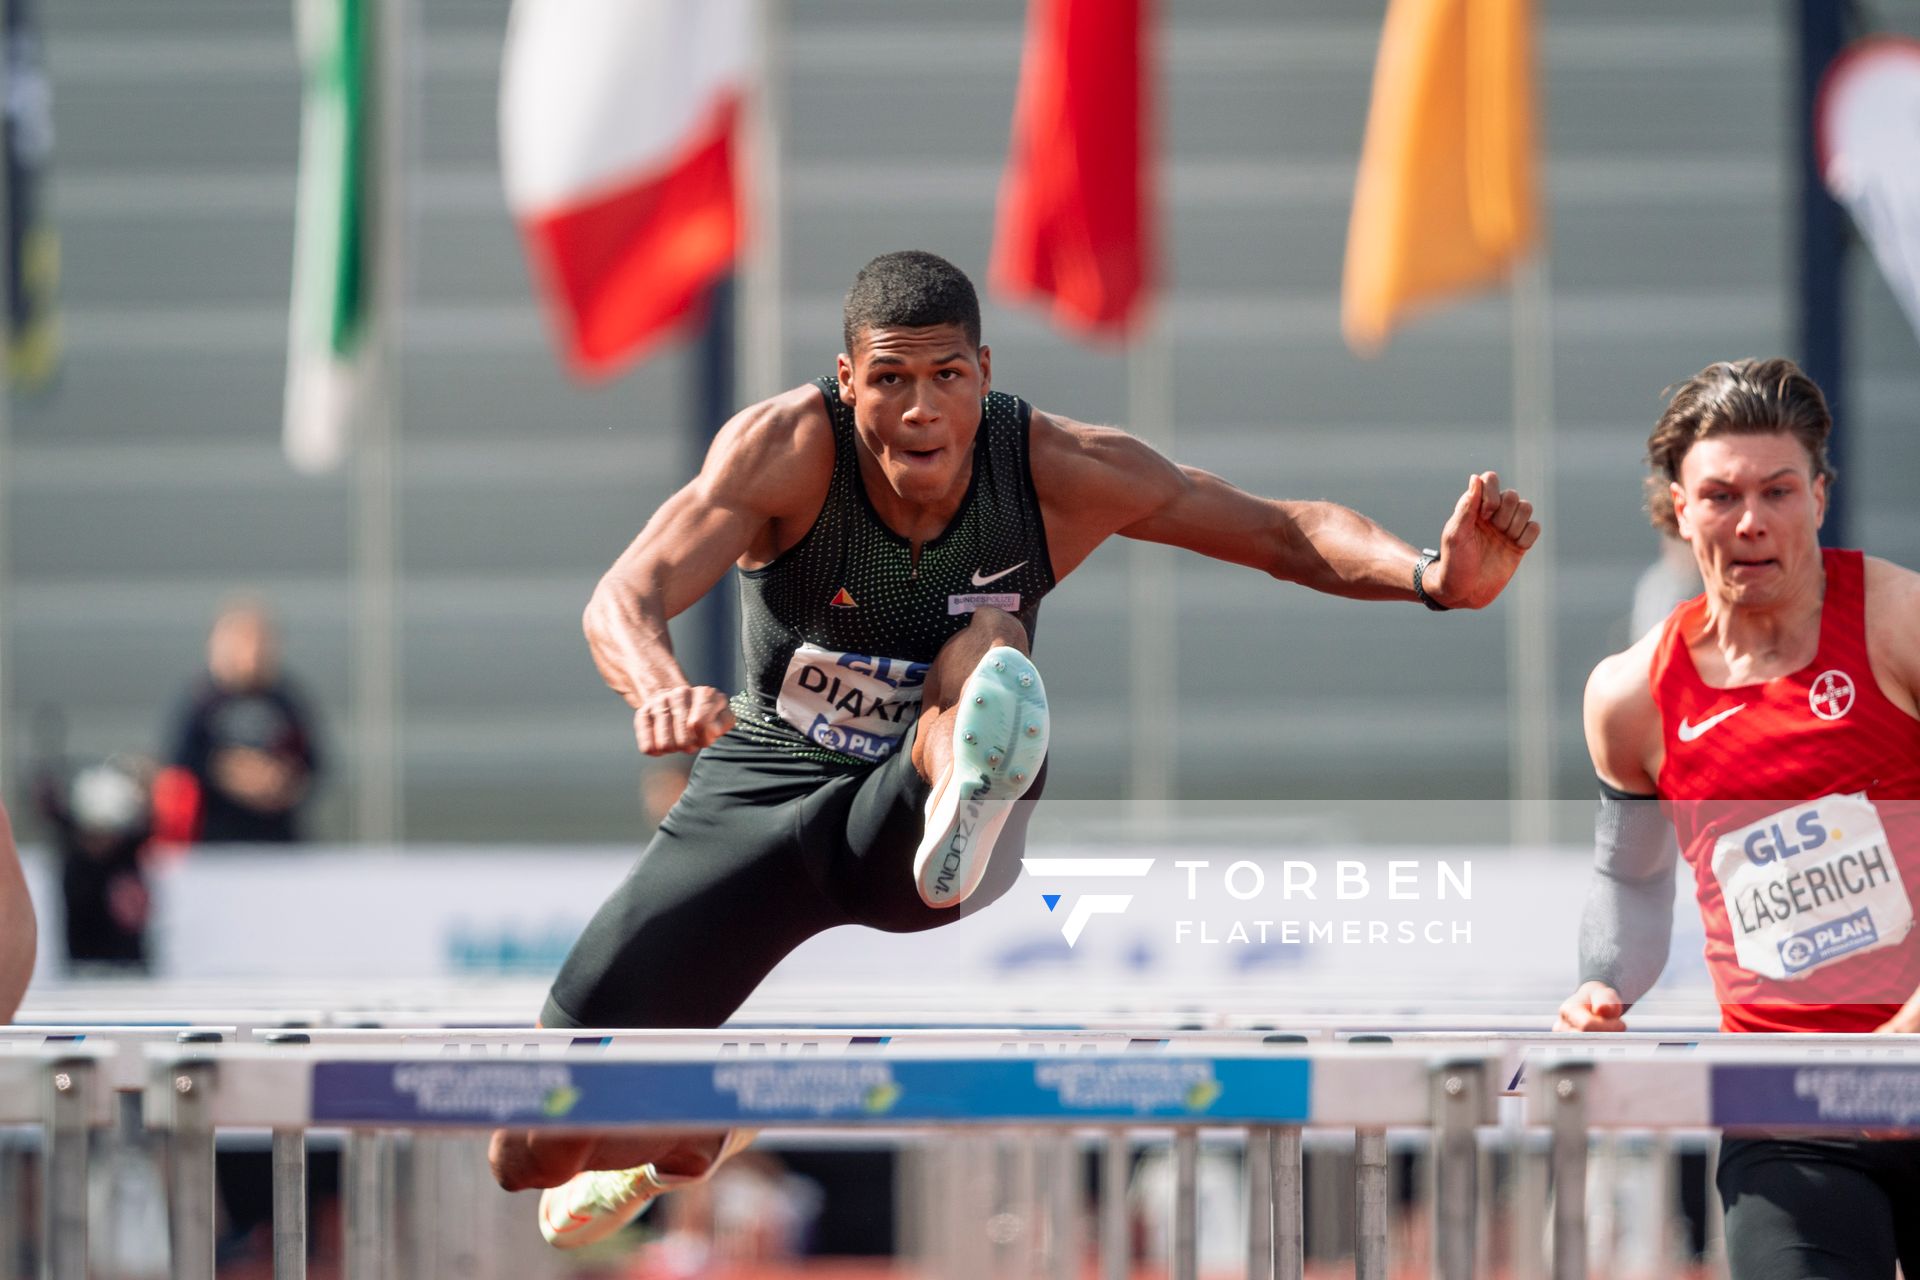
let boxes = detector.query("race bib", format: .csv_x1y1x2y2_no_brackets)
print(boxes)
1710,793,1913,981
775,644,928,763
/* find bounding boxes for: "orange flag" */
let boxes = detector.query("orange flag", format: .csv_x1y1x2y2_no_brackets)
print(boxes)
1341,0,1539,354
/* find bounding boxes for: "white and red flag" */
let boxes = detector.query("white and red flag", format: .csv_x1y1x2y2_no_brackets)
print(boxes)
1818,38,1920,347
500,0,750,378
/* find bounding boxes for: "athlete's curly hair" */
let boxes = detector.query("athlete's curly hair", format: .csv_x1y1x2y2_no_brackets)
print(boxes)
1644,357,1837,535
842,251,981,354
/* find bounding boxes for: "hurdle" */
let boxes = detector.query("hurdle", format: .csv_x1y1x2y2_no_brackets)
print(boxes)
113,1034,1498,1280
1527,1039,1920,1280
0,1042,114,1280
20,1016,1915,1280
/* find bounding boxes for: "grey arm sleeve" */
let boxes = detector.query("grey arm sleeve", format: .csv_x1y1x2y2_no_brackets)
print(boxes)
1576,781,1677,1004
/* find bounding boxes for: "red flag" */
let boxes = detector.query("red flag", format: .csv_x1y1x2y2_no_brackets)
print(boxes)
991,0,1153,339
500,0,749,379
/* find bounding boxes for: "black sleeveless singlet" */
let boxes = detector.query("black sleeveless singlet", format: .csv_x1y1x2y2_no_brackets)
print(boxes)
729,376,1056,764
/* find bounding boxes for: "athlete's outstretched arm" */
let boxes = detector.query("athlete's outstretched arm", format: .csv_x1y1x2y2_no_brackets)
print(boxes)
1032,414,1540,607
585,390,832,754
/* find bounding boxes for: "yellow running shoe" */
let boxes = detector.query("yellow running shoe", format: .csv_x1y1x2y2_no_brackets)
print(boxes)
537,1128,756,1250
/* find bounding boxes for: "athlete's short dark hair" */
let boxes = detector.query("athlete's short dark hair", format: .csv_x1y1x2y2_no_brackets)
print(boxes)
1644,357,1837,535
842,251,981,354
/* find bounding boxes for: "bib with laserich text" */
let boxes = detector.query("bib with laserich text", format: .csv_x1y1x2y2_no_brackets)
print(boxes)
1709,792,1913,980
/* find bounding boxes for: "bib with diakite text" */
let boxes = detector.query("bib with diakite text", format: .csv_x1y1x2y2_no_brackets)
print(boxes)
775,644,929,763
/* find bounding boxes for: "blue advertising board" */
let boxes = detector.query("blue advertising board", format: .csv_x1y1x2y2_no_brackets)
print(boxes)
1711,1064,1920,1130
311,1055,1314,1127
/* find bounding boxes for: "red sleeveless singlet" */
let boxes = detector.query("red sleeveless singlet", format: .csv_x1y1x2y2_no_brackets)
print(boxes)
1650,549,1920,1033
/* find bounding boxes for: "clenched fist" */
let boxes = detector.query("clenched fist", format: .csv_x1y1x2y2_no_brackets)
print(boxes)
1553,981,1628,1033
1425,471,1542,610
634,686,735,755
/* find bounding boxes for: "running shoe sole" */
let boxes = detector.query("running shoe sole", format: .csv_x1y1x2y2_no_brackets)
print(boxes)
913,646,1049,908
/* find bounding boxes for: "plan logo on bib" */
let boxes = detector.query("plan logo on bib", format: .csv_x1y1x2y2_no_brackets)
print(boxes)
1779,908,1878,975
1809,670,1855,721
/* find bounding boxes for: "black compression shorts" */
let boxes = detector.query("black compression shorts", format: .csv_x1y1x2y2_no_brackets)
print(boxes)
541,724,1046,1029
1718,1134,1920,1280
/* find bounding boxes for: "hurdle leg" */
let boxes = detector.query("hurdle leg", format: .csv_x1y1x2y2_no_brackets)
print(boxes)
344,1131,392,1280
167,1057,217,1280
1354,1128,1388,1280
1274,1126,1303,1280
1432,1063,1482,1280
938,1134,975,1280
1591,1132,1616,1279
1005,1129,1039,1277
1308,1131,1348,1265
1172,1128,1199,1280
1475,1131,1494,1279
1513,1112,1546,1280
1043,1130,1079,1280
895,1138,928,1274
1704,1133,1729,1279
42,1058,91,1280
265,1031,311,1280
1100,1131,1129,1280
917,1137,954,1280
962,1131,996,1280
0,1135,19,1280
1246,1126,1273,1280
272,1124,307,1280
1651,1134,1676,1274
1547,1066,1590,1280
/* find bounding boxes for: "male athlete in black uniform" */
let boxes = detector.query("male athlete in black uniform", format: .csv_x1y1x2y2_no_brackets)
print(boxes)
492,251,1542,1247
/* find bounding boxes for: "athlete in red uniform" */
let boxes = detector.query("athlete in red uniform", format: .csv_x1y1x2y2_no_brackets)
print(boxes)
1556,358,1920,1279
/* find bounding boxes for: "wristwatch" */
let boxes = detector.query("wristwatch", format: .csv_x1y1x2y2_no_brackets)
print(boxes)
1412,548,1449,612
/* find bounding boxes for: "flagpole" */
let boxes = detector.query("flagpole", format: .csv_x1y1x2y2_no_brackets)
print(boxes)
738,0,782,407
352,0,410,845
695,0,775,702
1508,253,1554,849
1126,317,1175,828
1124,0,1171,831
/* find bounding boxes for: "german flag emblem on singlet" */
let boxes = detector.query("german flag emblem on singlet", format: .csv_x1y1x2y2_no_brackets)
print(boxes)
829,588,857,608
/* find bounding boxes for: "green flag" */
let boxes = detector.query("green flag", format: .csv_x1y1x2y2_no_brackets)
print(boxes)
284,0,368,474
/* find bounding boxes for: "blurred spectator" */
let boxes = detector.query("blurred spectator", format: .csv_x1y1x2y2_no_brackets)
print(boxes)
33,753,153,970
160,599,323,844
0,799,36,1020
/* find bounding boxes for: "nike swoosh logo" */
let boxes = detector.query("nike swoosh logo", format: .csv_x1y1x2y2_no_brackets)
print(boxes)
1677,703,1746,742
543,1202,595,1235
971,562,1027,587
